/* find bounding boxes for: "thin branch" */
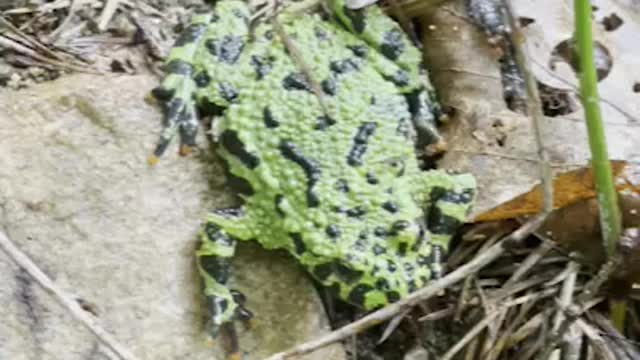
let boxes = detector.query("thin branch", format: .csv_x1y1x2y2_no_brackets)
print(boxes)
501,1,554,216
264,238,507,360
0,230,141,360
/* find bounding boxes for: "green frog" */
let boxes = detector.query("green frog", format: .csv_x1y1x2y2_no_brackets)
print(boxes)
150,0,475,356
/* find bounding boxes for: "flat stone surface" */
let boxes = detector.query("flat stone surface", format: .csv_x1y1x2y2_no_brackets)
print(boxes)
0,74,345,360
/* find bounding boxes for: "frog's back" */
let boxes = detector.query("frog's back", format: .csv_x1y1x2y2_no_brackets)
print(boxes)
190,6,437,307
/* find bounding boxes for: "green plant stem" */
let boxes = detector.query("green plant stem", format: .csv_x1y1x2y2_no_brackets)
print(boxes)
574,1,621,258
574,0,624,330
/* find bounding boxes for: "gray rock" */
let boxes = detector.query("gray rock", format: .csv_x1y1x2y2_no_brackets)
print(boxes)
0,74,345,360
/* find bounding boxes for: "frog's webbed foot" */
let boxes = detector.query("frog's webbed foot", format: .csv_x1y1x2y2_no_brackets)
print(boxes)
148,13,213,164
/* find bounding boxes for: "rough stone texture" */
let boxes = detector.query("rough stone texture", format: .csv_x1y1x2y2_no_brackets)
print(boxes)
0,74,345,360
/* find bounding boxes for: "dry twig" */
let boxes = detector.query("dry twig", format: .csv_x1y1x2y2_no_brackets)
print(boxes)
0,230,141,360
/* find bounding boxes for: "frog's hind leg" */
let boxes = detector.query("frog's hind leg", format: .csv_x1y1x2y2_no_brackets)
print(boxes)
149,13,214,162
418,171,476,278
196,208,254,356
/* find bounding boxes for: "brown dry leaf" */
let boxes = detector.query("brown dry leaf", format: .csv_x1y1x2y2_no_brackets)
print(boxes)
536,194,640,280
418,0,640,218
474,160,637,222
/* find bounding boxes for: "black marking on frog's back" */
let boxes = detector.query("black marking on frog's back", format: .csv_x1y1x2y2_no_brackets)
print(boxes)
199,97,226,116
330,59,360,74
165,59,194,76
218,82,239,102
407,280,417,292
397,242,408,256
336,263,364,284
274,194,285,216
366,172,379,184
263,106,280,128
385,291,400,302
205,36,245,64
374,227,388,237
347,45,368,58
386,259,397,272
334,179,350,193
314,26,330,41
283,72,312,92
375,279,390,291
250,55,274,80
372,244,386,255
342,6,366,33
332,206,346,214
314,115,336,130
321,78,337,96
380,29,405,61
348,283,373,306
221,159,255,195
313,262,333,281
347,122,377,166
174,23,207,47
325,225,341,238
382,70,410,87
346,206,366,218
431,187,475,205
279,140,321,207
290,233,306,255
194,71,211,87
382,201,398,213
220,130,260,169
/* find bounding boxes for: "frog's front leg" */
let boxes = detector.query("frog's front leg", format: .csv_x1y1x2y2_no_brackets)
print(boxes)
196,208,254,357
149,13,214,162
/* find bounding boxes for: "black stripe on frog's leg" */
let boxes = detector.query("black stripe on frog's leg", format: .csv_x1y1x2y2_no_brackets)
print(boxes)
427,186,474,235
347,122,377,166
149,14,213,162
197,221,239,338
429,244,444,279
279,140,321,207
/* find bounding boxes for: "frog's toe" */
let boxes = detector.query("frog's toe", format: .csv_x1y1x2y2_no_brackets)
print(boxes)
150,84,199,160
230,289,254,325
